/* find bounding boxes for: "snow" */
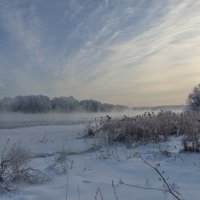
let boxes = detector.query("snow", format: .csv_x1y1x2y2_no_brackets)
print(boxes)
0,122,200,200
0,124,87,155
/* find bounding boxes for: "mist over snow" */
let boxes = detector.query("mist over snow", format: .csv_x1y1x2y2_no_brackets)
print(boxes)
0,0,200,106
1,1,200,199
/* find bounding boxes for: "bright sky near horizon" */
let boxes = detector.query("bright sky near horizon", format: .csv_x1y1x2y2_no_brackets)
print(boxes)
0,0,200,106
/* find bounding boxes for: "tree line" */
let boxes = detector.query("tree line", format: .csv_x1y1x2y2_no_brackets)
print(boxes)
0,95,128,113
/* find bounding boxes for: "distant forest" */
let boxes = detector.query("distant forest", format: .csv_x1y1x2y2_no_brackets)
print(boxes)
0,95,128,113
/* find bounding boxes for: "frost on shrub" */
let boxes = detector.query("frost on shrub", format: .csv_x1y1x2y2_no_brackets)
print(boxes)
49,149,73,174
0,143,48,193
99,111,178,143
179,111,200,152
91,110,200,153
99,111,179,145
51,151,68,174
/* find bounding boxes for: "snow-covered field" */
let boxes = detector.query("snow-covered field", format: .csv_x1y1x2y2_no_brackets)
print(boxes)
0,112,199,200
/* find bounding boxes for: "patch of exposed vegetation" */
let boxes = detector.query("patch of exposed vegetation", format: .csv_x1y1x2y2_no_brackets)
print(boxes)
88,111,200,153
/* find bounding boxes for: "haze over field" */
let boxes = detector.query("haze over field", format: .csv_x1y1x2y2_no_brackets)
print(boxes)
1,2,200,199
1,0,200,106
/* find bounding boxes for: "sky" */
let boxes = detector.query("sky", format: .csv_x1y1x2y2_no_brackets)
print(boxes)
0,0,200,106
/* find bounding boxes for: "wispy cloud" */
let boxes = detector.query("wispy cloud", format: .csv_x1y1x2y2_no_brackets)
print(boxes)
0,1,43,66
0,0,200,106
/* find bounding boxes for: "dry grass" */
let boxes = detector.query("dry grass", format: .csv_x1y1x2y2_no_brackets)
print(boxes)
88,111,200,152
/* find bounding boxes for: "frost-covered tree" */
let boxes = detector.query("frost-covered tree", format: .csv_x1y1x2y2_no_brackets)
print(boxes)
0,95,127,113
187,84,200,111
80,100,103,112
12,95,51,113
51,96,81,112
0,97,14,112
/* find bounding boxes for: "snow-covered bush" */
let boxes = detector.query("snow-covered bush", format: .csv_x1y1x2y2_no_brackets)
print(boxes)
50,151,68,174
96,111,200,153
179,111,200,152
0,143,48,193
98,111,179,146
49,149,74,174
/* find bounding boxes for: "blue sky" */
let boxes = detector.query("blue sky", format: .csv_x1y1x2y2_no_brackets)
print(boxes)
0,0,200,106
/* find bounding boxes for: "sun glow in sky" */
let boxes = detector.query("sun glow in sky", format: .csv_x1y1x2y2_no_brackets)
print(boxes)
0,0,200,106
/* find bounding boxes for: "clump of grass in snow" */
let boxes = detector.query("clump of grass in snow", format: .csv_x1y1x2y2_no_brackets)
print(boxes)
88,111,200,153
97,111,179,145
